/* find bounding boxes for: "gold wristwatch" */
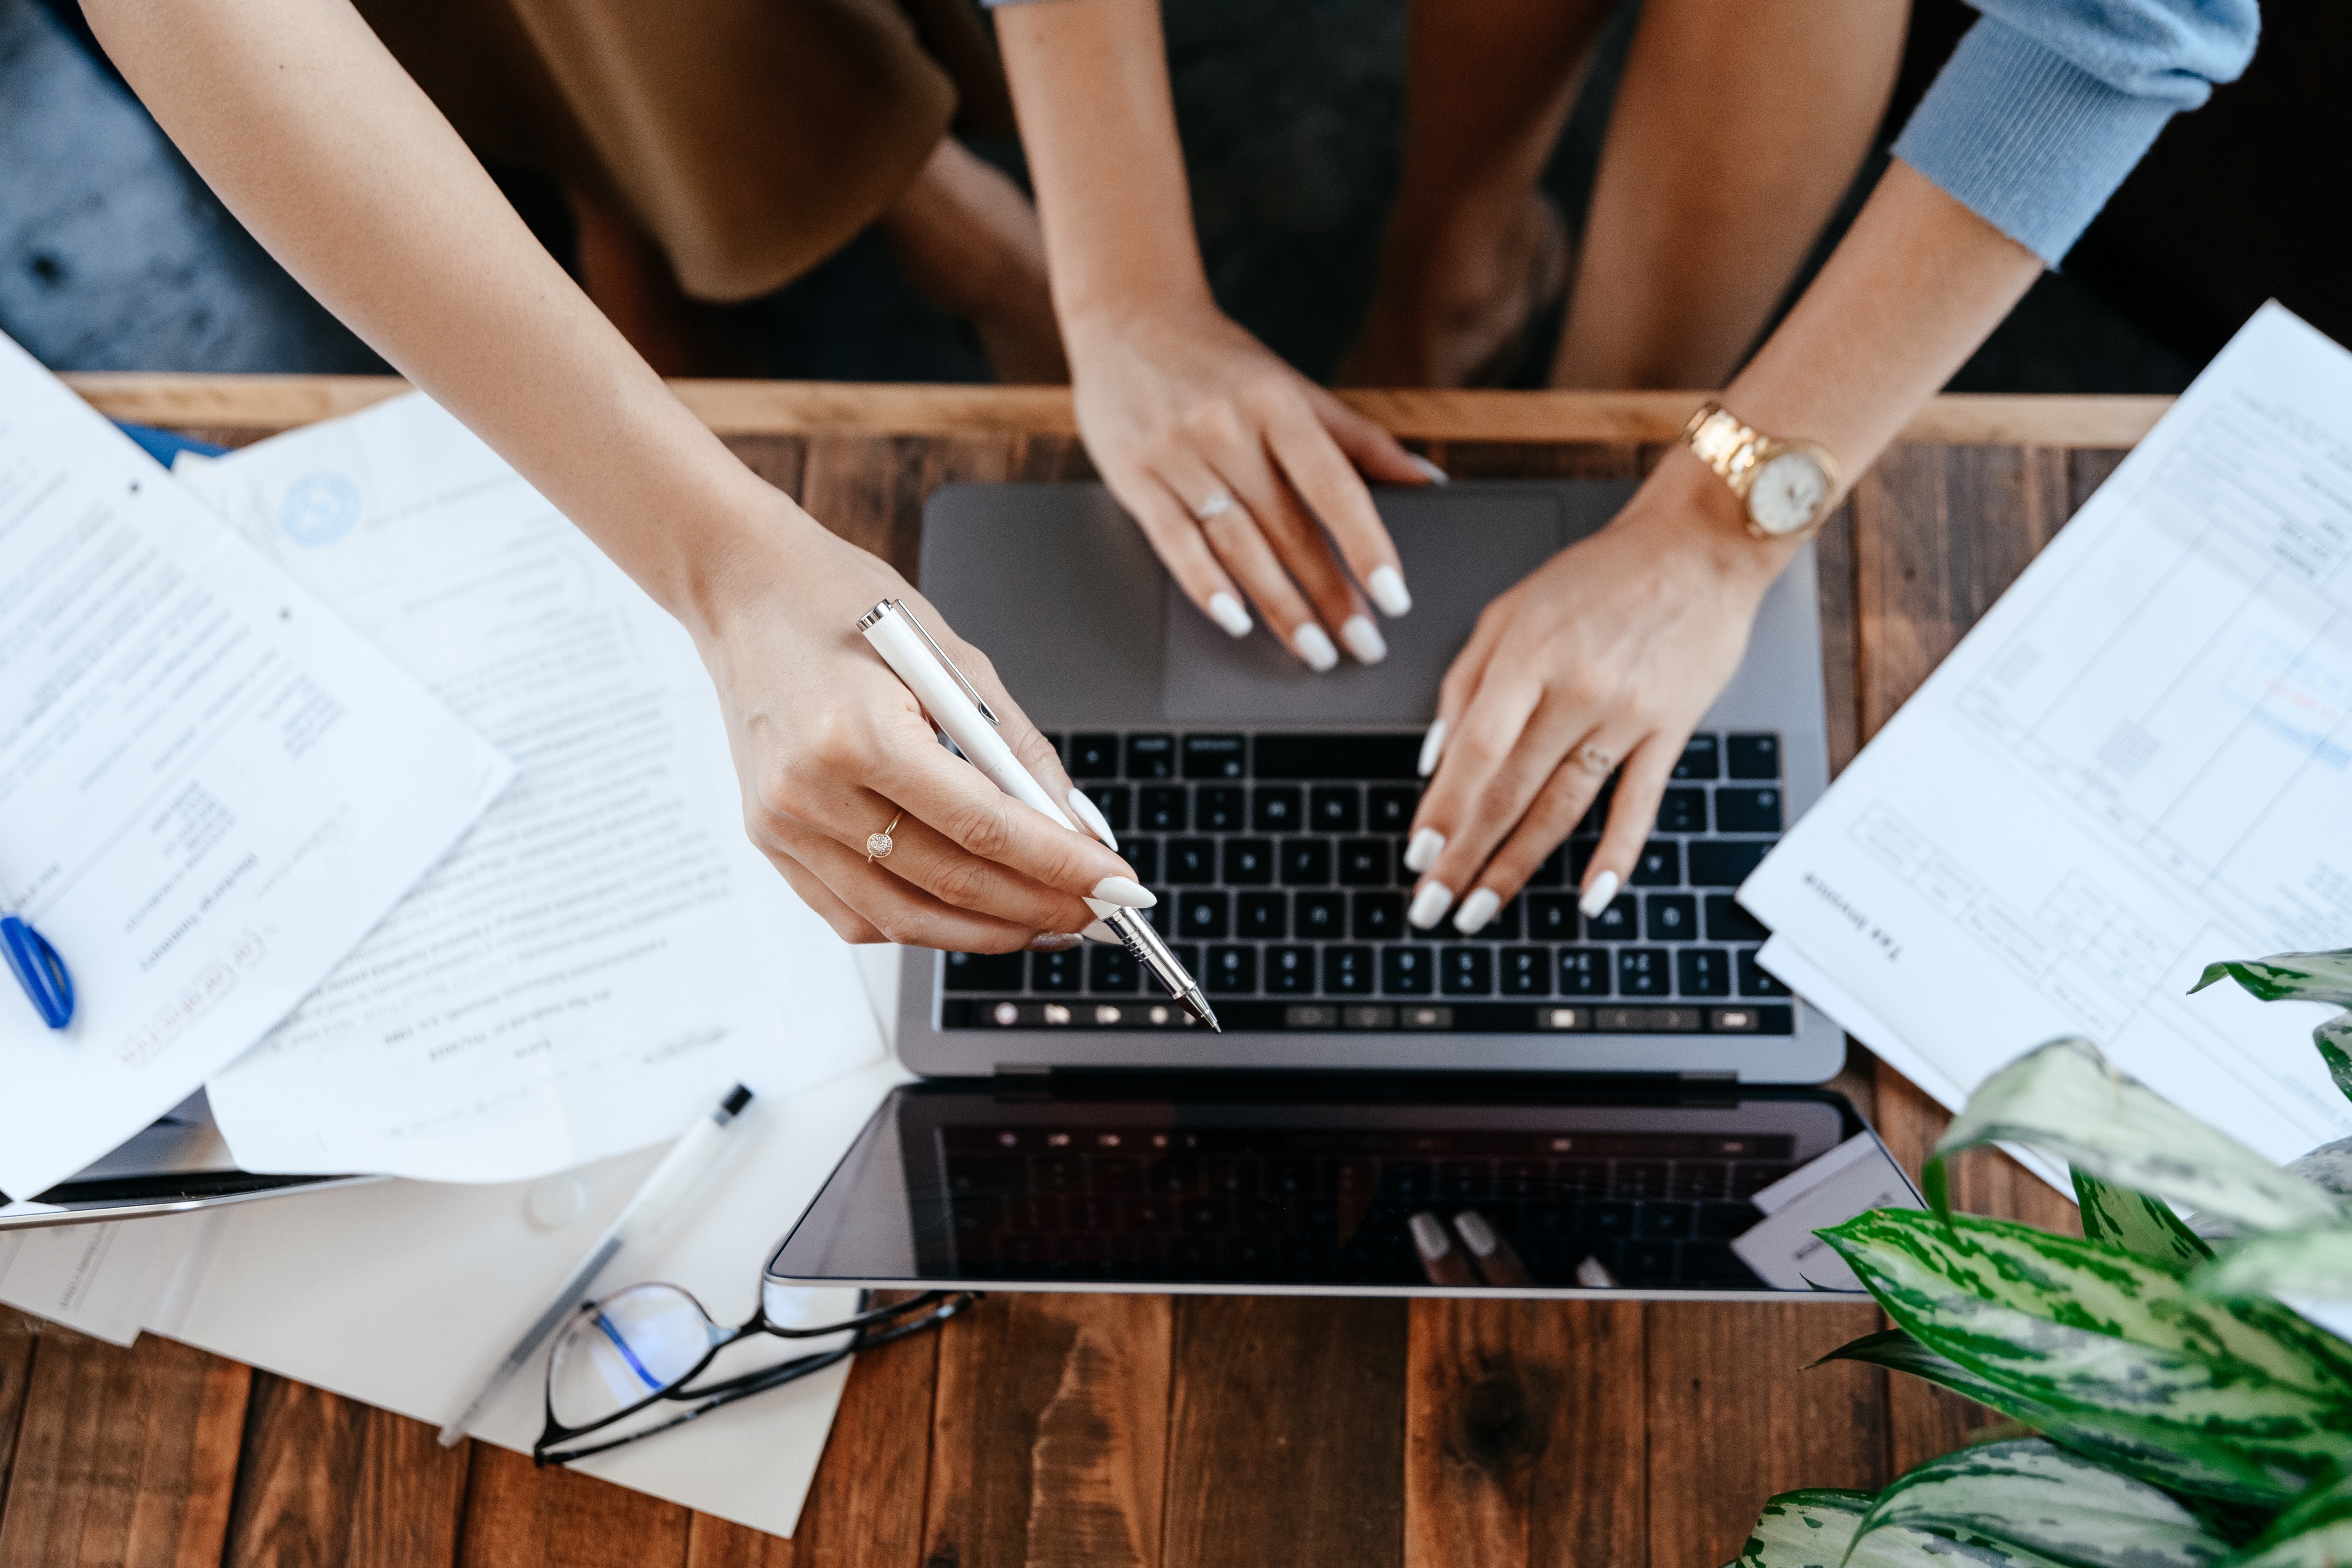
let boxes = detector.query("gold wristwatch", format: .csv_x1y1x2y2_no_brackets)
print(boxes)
1679,401,1842,542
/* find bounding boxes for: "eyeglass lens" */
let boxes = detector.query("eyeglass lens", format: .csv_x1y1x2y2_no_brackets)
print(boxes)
547,1282,724,1429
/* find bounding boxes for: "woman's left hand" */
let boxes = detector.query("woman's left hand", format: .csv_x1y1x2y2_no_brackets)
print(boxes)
1401,455,1798,933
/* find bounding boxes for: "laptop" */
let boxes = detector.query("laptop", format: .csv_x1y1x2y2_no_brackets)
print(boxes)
768,480,1911,1300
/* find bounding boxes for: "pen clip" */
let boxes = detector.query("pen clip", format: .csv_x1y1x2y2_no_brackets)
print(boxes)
886,599,1000,727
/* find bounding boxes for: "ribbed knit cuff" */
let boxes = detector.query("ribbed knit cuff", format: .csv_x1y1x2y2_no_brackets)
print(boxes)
1892,16,2178,267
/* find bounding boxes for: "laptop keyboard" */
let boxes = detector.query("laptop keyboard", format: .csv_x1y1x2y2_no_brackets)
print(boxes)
940,730,1794,1036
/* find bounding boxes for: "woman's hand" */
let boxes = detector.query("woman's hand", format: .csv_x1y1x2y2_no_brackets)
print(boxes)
691,501,1152,952
1065,301,1434,670
1400,455,1795,933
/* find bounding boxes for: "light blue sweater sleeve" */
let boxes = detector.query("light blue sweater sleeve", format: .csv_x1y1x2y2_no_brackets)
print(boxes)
1892,1,2258,265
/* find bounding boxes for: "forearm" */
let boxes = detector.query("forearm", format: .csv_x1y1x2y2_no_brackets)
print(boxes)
80,0,799,634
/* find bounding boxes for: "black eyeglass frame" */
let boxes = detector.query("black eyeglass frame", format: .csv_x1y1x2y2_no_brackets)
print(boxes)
533,1284,977,1466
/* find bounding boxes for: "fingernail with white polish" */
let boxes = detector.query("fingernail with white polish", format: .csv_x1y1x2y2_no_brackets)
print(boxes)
1031,931,1082,952
1082,919,1118,943
1453,887,1500,934
1340,614,1387,665
1578,869,1620,919
1207,592,1253,638
1403,827,1445,874
1067,787,1118,850
1091,877,1156,908
1416,717,1446,778
1293,623,1339,673
1407,881,1455,929
1406,454,1450,486
1367,564,1413,617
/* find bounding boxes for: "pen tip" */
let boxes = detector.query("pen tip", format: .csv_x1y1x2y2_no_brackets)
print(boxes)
721,1083,753,1117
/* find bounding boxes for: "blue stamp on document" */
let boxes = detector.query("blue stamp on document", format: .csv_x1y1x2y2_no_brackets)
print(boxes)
278,473,361,547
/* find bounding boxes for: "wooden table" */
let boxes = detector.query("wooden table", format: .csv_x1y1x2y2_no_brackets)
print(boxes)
0,382,2162,1568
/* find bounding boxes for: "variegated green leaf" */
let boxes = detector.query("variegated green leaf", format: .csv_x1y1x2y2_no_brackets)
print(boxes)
1854,1439,2229,1568
2193,1230,2352,1303
1928,1039,2340,1234
2315,1018,2352,1111
1732,1488,2065,1568
2191,951,2352,1007
2076,1169,2214,1265
2214,1468,2352,1568
2285,1138,2352,1199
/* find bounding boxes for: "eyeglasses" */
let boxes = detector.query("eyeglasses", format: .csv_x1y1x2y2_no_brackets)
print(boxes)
535,1278,976,1465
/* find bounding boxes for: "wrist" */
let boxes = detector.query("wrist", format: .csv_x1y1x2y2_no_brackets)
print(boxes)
1056,269,1217,358
1620,448,1802,599
670,483,835,648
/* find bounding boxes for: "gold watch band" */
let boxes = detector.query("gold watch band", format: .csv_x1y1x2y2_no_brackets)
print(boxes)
1679,399,1842,542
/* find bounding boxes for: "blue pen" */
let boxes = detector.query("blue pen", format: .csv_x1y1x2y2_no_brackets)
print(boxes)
1,911,74,1030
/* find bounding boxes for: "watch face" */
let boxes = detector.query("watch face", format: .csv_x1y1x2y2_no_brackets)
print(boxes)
1747,450,1831,536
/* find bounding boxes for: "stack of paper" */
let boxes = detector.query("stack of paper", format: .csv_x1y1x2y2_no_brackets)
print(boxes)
1743,304,2352,1188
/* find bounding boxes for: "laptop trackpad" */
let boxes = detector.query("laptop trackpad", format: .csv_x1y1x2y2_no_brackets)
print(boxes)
1160,489,1578,723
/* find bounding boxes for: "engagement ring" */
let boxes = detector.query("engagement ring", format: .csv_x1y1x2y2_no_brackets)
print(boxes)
1572,743,1616,777
1194,490,1235,523
866,810,904,861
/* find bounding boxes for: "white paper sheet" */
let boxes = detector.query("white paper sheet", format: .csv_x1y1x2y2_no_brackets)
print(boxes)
1732,1132,1915,1292
0,335,508,1198
1741,304,2352,1170
178,394,883,1180
0,1210,214,1345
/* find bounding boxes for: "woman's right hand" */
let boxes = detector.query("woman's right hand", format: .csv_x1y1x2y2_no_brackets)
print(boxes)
690,501,1152,952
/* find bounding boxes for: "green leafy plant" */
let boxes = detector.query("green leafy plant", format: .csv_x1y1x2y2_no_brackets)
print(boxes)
1732,948,2352,1568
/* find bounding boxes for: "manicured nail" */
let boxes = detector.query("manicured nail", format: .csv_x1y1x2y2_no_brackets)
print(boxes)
1407,881,1454,929
1067,787,1118,851
1293,623,1339,672
1416,718,1446,778
1406,454,1450,486
1340,614,1387,665
1403,827,1445,873
1578,869,1619,919
1091,877,1156,908
1408,1212,1452,1261
1454,1210,1500,1257
1082,919,1118,943
1453,887,1500,934
1031,932,1082,952
1207,592,1253,638
1367,564,1413,617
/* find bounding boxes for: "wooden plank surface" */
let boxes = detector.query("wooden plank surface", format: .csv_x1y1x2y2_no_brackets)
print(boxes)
0,383,2139,1568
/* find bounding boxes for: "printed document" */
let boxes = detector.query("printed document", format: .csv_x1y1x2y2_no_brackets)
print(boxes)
0,336,506,1198
1743,304,2352,1174
180,393,882,1182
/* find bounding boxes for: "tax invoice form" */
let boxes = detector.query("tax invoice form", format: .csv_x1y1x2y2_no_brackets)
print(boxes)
0,336,507,1199
180,393,880,1182
1742,305,2352,1177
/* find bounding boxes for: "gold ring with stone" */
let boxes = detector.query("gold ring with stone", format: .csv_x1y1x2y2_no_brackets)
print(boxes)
1572,743,1616,777
866,811,904,862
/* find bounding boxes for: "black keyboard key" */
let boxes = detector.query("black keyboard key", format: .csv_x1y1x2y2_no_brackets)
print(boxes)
1678,948,1732,997
944,952,1024,991
1309,786,1360,832
1738,950,1791,996
1177,891,1230,939
1033,948,1083,992
1716,787,1783,833
1726,733,1780,779
1674,734,1721,780
1440,947,1493,995
1087,944,1139,993
1567,838,1598,880
1206,945,1257,994
1252,786,1303,833
1690,840,1771,886
1338,838,1391,885
1353,891,1406,940
1267,945,1316,993
1138,786,1187,833
1382,945,1435,995
1526,846,1565,886
1126,734,1176,779
1630,841,1681,886
1705,893,1769,942
1500,947,1550,995
1252,733,1418,779
1640,1203,1697,1239
1125,839,1159,884
1645,893,1697,941
1585,894,1637,942
1526,893,1578,941
1237,891,1287,939
1183,734,1247,779
1658,787,1708,834
1462,899,1521,939
1198,786,1245,831
1367,785,1419,833
1223,838,1274,884
1166,839,1216,883
1077,783,1131,835
1619,948,1670,996
1324,946,1374,994
1295,891,1345,939
1280,838,1332,884
1069,734,1120,778
1171,942,1201,981
1558,949,1610,995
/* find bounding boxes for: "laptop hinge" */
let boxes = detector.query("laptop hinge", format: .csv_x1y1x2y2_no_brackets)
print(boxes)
993,1063,1053,1077
1678,1069,1738,1082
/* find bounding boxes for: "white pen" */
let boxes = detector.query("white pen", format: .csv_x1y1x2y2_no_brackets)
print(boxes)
857,598,1219,1032
437,1083,755,1447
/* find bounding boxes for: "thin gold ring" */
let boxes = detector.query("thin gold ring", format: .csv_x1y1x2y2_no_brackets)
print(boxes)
866,811,904,862
1572,743,1616,777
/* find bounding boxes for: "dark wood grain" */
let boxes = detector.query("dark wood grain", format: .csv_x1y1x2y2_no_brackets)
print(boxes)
0,1315,32,1493
223,1374,470,1568
457,1444,690,1568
